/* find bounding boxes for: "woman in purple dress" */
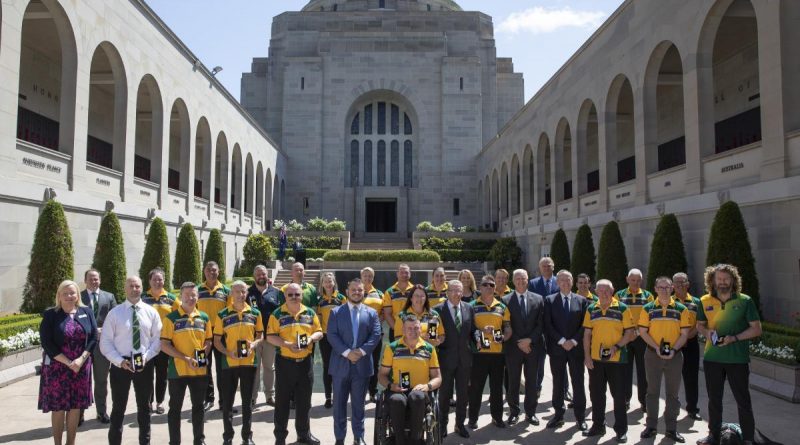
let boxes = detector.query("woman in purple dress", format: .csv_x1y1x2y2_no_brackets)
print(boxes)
39,280,98,445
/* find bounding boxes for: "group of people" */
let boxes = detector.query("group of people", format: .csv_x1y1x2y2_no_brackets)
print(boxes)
37,257,762,445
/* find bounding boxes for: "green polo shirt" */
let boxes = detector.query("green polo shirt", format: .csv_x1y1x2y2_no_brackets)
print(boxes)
696,293,760,364
279,282,319,308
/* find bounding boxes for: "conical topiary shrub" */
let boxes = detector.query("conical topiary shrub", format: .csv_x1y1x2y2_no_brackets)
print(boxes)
203,228,226,282
21,200,75,313
571,224,596,280
92,211,127,302
139,217,171,291
173,223,201,289
706,201,761,314
240,234,274,275
646,214,688,291
550,229,571,272
597,221,629,292
488,237,523,271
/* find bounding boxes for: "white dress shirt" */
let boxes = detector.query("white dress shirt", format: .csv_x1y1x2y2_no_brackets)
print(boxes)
341,301,366,358
99,298,162,367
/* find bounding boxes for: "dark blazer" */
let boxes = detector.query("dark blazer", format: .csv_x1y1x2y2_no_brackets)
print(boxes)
543,292,588,356
80,288,116,327
528,276,557,298
433,301,475,370
327,303,383,378
247,284,281,328
503,290,545,352
40,306,98,360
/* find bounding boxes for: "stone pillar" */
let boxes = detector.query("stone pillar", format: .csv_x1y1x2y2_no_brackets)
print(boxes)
633,86,648,206
597,108,609,212
754,2,786,180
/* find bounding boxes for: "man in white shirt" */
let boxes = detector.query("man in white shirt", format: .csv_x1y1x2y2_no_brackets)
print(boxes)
100,276,162,445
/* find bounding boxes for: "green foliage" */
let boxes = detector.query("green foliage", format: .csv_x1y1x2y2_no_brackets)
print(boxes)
270,236,341,249
549,229,571,272
139,218,170,292
203,229,226,282
326,219,347,231
21,200,75,314
597,221,629,291
416,221,435,232
571,224,596,280
706,201,761,315
419,237,495,250
431,249,490,262
241,234,275,274
762,322,800,338
91,212,127,302
488,237,523,270
306,248,333,260
646,214,688,291
415,221,474,233
173,223,201,288
0,316,42,339
0,314,41,326
323,250,440,262
274,219,305,231
306,217,328,231
229,277,256,286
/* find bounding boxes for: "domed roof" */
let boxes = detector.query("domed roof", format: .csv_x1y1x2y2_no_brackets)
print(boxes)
302,0,462,13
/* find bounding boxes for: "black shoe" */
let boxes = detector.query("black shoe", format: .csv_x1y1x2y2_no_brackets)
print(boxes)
324,398,333,409
456,425,470,438
449,398,456,407
546,416,564,428
353,438,367,445
687,411,702,420
583,424,605,437
492,418,506,428
242,439,255,445
297,433,320,445
526,415,540,426
567,401,574,408
203,400,214,412
467,421,478,430
368,394,377,404
616,432,628,443
223,440,233,445
666,431,686,443
335,441,344,445
96,413,110,424
696,435,718,445
507,414,519,425
640,427,657,439
577,420,588,432
290,400,296,410
266,397,276,407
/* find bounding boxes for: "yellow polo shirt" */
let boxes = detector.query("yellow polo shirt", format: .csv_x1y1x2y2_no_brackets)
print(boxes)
197,281,230,326
393,309,444,340
214,304,264,368
425,283,448,308
639,297,691,347
363,285,384,321
162,307,213,378
141,289,179,323
615,287,653,330
582,300,634,362
381,337,439,389
382,282,415,325
471,298,511,354
317,291,346,334
266,303,322,360
494,284,512,299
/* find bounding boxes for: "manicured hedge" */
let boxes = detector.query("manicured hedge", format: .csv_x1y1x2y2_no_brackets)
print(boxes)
0,316,42,339
139,217,171,292
92,211,127,302
271,236,342,250
419,237,495,250
204,229,226,282
646,214,688,291
550,229,571,272
323,250,440,262
0,314,41,326
763,322,800,338
229,277,256,286
306,248,334,259
428,249,490,262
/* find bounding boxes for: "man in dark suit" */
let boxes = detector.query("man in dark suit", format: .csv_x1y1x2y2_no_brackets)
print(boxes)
434,280,474,439
527,257,558,397
544,269,589,431
81,268,117,424
504,269,544,426
326,278,383,445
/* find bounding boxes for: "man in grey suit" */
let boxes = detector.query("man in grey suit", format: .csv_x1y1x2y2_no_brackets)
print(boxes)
433,280,474,439
504,269,545,427
326,278,382,445
80,268,117,424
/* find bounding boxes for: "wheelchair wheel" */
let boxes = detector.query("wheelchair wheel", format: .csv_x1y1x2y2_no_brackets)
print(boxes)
373,391,391,445
425,393,441,445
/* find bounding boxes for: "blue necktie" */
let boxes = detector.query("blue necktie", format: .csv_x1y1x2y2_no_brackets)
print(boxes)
563,294,570,314
351,305,359,349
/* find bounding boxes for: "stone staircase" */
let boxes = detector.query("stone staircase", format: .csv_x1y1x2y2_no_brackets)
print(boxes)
272,269,322,288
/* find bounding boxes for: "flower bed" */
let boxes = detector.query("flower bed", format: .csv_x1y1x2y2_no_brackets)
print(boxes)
750,343,797,365
0,329,40,356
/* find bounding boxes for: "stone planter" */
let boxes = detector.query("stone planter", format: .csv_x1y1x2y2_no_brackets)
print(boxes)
749,356,800,403
270,230,351,250
323,261,441,271
0,346,42,387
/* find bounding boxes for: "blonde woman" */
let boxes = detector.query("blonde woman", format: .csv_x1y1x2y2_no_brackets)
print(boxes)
458,269,478,302
317,271,345,408
39,280,98,445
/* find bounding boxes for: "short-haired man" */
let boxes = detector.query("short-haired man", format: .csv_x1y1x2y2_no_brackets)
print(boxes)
80,268,116,424
99,276,162,445
278,262,319,308
161,282,214,445
615,268,654,411
493,269,512,298
576,273,598,301
196,261,231,411
361,267,385,403
382,264,415,340
528,257,557,397
141,268,178,414
673,272,703,420
638,276,691,443
582,279,634,442
696,264,761,445
247,265,281,407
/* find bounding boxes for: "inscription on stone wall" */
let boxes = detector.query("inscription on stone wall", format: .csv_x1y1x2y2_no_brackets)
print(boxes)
721,162,744,173
215,210,224,216
616,191,631,199
583,200,598,207
194,205,205,211
561,207,569,213
95,178,111,187
22,157,62,174
664,181,671,187
173,199,180,205
542,212,549,217
139,190,151,197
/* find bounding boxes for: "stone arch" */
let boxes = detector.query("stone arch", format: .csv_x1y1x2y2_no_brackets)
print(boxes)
244,153,254,215
554,117,573,201
194,116,211,200
86,42,128,172
606,74,636,186
522,144,535,212
577,99,600,195
256,161,264,219
500,162,509,219
491,169,500,229
272,173,281,220
510,154,521,215
644,41,687,174
535,133,552,207
231,144,243,211
214,131,229,206
265,168,273,222
167,99,190,192
133,75,163,182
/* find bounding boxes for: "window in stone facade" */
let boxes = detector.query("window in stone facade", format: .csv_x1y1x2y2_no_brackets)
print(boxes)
377,140,386,186
390,140,400,186
364,104,373,135
351,113,360,135
460,77,464,91
391,104,399,135
378,102,386,135
350,140,359,186
404,113,412,135
404,140,413,187
301,77,305,90
453,198,460,216
364,140,373,186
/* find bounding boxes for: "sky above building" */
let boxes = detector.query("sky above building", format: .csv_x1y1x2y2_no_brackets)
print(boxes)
146,0,625,102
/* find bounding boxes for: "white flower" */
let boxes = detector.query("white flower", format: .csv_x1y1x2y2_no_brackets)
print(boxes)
0,329,41,356
749,343,797,363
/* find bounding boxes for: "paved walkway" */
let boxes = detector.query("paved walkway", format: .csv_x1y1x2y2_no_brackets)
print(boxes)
0,357,796,444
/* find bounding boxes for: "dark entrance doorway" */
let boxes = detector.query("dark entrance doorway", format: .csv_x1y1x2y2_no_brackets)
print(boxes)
366,199,397,233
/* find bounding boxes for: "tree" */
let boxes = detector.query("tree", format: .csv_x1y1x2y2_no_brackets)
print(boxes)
549,229,571,272
92,211,127,302
139,217,170,292
488,237,523,271
646,214,688,291
571,224,596,280
173,223,201,289
21,200,75,313
706,201,761,314
240,234,274,276
203,229,226,282
597,221,629,292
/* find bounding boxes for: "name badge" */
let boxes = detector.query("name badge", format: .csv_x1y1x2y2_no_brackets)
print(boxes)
78,314,87,319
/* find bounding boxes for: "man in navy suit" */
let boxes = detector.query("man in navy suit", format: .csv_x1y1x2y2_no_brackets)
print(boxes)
327,278,383,445
527,257,559,398
80,268,117,424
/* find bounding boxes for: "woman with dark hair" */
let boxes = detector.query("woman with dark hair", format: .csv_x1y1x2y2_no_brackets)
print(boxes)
393,285,445,347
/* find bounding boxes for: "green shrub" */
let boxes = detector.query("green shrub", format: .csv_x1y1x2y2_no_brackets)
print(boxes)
646,214,688,291
436,222,454,233
0,314,41,327
488,237,523,270
706,201,761,316
0,316,42,339
270,236,341,250
762,322,800,338
550,229,571,272
306,248,333,259
139,218,170,292
21,200,75,314
173,223,201,288
420,237,495,250
432,249,490,262
91,211,127,302
203,229,226,282
323,250,440,262
241,234,274,274
274,219,305,231
597,221,629,292
229,277,256,286
416,221,435,232
571,224,596,280
326,219,347,231
306,217,328,231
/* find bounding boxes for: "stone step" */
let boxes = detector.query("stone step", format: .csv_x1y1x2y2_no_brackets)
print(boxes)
272,269,322,288
349,241,414,250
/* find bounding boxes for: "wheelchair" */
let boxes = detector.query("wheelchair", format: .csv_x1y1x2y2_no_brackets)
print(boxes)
373,389,441,445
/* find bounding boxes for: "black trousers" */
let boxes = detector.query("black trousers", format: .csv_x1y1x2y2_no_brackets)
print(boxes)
439,365,469,429
319,335,334,399
468,353,505,423
150,351,169,405
682,337,700,414
506,348,540,417
589,361,627,434
274,355,314,441
624,335,648,404
168,376,208,445
549,349,586,420
221,366,256,441
389,390,427,445
108,361,154,445
205,349,224,404
368,334,382,397
704,360,755,442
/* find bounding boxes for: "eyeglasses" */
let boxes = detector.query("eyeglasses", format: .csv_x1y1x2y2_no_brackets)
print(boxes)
481,283,495,288
286,293,302,297
655,286,673,291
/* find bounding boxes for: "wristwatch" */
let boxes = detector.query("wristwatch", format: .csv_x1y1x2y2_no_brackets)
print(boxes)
427,383,433,392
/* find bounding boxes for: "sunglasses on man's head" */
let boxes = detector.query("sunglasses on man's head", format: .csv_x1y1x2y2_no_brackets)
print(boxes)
481,282,495,288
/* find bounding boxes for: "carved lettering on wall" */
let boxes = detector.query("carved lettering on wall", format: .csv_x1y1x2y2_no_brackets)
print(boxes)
139,189,151,197
615,191,631,199
583,200,598,207
95,178,111,187
173,199,180,205
22,157,62,174
721,162,744,174
32,84,59,103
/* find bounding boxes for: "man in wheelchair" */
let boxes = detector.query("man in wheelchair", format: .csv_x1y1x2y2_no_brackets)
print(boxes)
378,314,442,445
